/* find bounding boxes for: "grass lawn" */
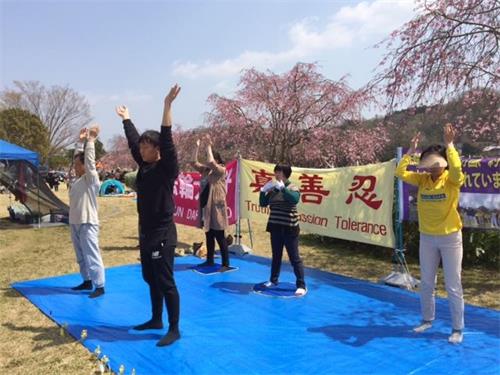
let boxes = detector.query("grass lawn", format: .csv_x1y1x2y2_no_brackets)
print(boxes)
0,185,498,374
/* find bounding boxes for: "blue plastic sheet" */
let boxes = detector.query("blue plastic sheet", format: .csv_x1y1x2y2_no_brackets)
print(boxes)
253,281,304,298
191,263,238,275
12,255,500,375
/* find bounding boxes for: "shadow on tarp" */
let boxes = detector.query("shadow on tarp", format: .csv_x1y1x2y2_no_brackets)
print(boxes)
307,324,449,347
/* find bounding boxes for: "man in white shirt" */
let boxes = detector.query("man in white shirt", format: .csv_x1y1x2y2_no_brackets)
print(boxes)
69,126,105,298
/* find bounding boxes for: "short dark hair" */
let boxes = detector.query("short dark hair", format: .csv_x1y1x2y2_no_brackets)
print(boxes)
138,130,160,147
74,152,85,165
274,163,292,178
420,144,448,169
213,151,224,165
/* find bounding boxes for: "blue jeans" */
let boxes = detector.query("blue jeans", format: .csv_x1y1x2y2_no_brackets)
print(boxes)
70,224,105,288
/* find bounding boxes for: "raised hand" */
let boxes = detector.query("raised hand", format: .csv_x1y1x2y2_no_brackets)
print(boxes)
88,124,100,140
261,180,276,193
275,180,285,190
162,85,181,127
79,128,88,141
115,105,130,120
204,134,213,147
408,132,421,155
443,123,455,146
164,84,181,107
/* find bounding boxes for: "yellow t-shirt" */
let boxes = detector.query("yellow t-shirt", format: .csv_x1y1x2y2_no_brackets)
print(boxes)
395,145,464,235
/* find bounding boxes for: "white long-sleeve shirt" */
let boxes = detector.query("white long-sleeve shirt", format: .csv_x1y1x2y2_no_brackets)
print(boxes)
69,141,100,225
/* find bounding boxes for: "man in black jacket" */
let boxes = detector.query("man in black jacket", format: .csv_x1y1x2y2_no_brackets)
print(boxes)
115,84,181,347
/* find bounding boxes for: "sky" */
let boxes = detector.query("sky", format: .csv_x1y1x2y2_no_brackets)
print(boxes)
1,0,417,147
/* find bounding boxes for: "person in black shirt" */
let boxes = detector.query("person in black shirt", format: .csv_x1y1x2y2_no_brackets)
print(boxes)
115,84,181,347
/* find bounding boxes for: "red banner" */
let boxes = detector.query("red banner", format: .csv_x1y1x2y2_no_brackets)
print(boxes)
225,159,238,225
173,159,238,227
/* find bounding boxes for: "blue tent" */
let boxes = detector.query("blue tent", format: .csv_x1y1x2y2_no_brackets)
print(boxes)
0,139,39,167
99,179,126,196
0,139,69,222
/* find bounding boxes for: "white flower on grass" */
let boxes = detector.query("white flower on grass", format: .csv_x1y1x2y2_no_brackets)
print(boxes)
60,323,68,337
80,329,88,341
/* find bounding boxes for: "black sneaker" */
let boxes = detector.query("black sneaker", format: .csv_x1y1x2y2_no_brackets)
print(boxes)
218,266,232,273
89,287,105,298
71,280,92,291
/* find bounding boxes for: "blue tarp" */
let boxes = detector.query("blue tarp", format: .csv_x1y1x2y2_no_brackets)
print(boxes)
0,139,39,167
191,263,238,275
12,255,500,375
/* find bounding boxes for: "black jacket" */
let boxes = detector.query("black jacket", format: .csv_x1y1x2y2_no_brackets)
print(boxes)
123,120,179,235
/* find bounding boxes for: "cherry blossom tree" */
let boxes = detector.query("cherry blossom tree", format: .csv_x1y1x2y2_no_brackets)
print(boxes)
205,63,382,167
455,89,499,143
172,126,211,170
374,0,498,103
372,0,499,142
99,135,136,170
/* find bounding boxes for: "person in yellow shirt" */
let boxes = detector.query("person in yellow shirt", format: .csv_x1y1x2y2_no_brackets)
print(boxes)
396,123,465,344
